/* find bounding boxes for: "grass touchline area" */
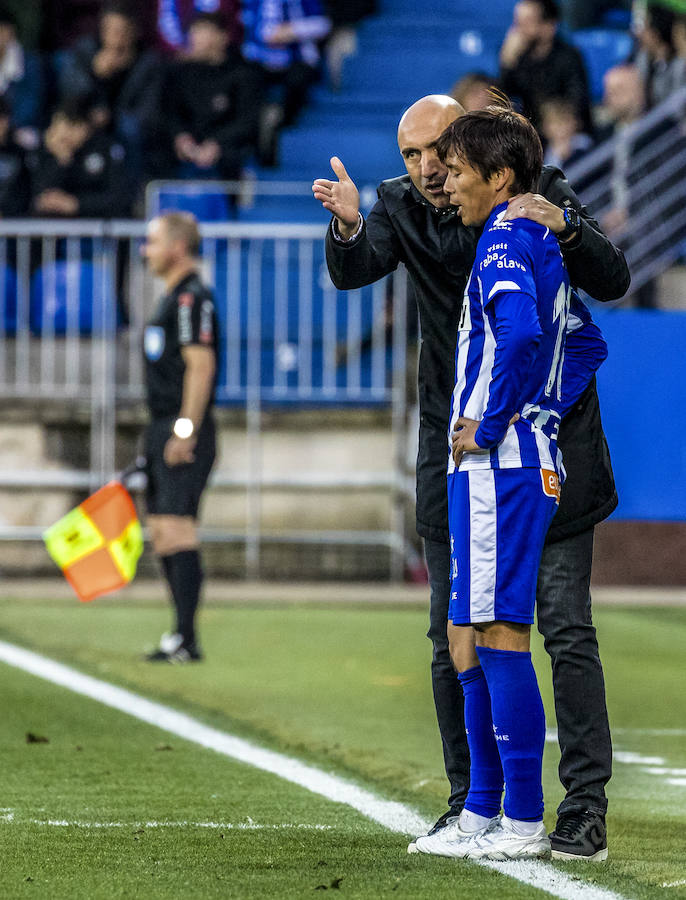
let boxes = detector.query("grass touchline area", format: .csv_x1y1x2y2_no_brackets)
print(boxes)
0,637,628,900
1,595,685,899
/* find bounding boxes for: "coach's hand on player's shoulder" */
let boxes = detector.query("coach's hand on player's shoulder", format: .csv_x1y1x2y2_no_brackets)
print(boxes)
312,157,360,239
164,435,196,467
503,193,566,236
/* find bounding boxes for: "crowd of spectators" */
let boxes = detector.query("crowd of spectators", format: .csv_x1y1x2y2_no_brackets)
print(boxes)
451,1,686,183
451,0,686,306
0,0,375,219
1,0,685,255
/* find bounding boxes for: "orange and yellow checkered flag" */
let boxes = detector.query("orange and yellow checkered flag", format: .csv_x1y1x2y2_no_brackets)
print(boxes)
44,481,143,602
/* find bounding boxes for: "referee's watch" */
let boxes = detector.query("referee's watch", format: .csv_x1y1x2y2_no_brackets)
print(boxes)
173,417,194,439
558,207,581,242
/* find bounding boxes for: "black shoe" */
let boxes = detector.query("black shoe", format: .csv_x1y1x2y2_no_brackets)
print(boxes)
168,643,202,663
428,808,462,836
144,648,173,662
144,632,203,663
550,809,608,861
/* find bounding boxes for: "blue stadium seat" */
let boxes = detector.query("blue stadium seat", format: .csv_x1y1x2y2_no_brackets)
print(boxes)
340,49,459,100
30,261,116,335
209,238,390,403
278,124,401,184
0,267,18,335
237,194,322,223
154,188,233,222
571,29,634,102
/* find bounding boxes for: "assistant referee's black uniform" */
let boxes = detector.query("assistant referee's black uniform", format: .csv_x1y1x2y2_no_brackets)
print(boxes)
143,271,219,657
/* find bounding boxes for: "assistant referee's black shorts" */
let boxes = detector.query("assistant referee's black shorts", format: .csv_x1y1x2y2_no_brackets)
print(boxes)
144,415,216,518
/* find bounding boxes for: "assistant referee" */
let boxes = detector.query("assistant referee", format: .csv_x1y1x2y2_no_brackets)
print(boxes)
142,211,219,663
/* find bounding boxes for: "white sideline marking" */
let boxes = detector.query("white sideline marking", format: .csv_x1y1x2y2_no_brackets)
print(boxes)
643,767,686,776
662,880,686,888
0,640,627,900
2,817,331,831
613,728,686,737
613,751,665,766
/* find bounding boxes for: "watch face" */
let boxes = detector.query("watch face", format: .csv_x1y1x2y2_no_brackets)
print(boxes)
565,208,580,229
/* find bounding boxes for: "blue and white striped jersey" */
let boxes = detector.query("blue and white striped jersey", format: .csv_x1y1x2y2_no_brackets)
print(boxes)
448,202,575,475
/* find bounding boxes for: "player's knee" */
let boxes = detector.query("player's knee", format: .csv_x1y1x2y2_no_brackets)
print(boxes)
477,620,531,652
448,623,479,672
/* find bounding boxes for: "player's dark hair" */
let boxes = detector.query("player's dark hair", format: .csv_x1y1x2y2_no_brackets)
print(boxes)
435,94,542,195
159,211,202,257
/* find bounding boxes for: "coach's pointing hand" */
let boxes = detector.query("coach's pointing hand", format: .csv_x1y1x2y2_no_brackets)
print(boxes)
312,157,360,239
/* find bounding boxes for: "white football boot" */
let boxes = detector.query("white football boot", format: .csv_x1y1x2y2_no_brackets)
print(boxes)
466,814,551,860
409,815,500,858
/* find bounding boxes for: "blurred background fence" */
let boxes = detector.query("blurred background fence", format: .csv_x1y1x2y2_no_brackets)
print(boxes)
0,218,412,579
1,0,686,582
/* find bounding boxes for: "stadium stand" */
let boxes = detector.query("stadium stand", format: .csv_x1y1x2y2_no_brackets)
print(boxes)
2,1,686,578
570,28,634,101
0,264,17,334
30,257,116,335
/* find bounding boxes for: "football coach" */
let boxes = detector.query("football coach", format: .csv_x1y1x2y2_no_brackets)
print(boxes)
313,93,629,860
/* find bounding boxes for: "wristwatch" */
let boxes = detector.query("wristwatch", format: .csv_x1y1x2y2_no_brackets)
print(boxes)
558,207,581,242
173,417,194,439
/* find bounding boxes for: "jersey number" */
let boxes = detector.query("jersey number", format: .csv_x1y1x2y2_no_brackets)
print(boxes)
546,282,571,402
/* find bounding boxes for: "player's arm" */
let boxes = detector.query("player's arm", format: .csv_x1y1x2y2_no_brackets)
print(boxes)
556,293,608,418
476,290,542,448
452,290,540,463
502,168,631,301
314,157,402,290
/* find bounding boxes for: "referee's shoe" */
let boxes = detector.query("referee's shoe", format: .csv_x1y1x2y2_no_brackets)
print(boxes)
144,632,203,663
549,809,608,860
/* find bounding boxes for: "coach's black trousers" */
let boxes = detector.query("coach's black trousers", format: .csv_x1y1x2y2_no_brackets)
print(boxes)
424,527,612,818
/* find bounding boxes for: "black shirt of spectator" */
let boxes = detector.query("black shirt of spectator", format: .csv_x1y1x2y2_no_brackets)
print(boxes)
164,50,262,179
28,127,133,218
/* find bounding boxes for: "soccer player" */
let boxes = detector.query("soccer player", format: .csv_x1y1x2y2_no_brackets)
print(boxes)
314,94,625,860
142,212,219,663
413,104,603,860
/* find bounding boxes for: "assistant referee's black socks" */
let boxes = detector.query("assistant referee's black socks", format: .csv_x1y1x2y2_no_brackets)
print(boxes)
161,549,203,648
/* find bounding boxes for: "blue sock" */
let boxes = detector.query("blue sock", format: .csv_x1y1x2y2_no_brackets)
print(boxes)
476,645,545,822
458,665,504,819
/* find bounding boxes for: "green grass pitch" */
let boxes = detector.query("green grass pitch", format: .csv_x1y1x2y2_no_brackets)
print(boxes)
0,591,685,898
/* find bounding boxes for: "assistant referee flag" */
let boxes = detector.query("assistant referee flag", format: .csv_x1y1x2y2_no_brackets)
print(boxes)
44,481,143,602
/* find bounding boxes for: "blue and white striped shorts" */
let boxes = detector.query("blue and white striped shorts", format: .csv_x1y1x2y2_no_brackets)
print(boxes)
447,467,560,626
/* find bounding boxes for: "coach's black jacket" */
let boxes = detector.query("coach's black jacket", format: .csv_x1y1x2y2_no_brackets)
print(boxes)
325,167,628,545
